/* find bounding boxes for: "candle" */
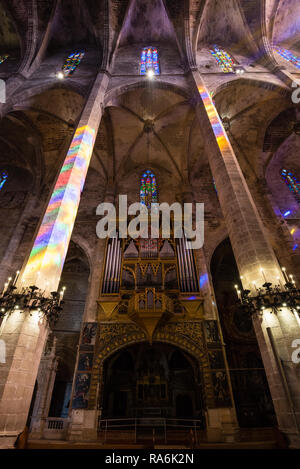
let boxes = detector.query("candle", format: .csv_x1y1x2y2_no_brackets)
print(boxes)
59,287,66,305
260,268,267,283
289,275,295,285
13,270,20,287
252,281,258,291
2,282,8,296
282,267,289,283
4,277,12,294
234,285,241,299
277,277,283,289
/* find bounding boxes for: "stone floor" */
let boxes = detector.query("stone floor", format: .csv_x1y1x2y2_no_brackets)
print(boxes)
26,439,277,450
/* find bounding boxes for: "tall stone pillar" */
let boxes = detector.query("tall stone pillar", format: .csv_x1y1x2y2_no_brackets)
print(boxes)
83,238,108,324
190,69,300,447
29,336,59,439
68,188,115,441
0,193,37,288
0,311,49,448
0,72,110,448
21,72,110,293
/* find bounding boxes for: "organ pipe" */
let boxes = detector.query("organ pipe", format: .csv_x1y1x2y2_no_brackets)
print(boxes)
110,237,117,293
107,238,115,293
110,237,118,293
176,240,184,291
103,243,111,293
115,240,122,292
181,238,189,290
177,239,187,291
185,239,195,291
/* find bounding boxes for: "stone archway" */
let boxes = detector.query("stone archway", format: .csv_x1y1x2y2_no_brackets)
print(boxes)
89,320,216,415
99,341,206,427
210,237,277,428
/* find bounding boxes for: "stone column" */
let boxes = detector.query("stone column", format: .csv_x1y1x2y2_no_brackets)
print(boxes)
0,311,49,448
82,238,107,324
68,189,115,441
194,248,216,319
29,336,59,439
190,69,300,447
0,194,37,288
181,187,238,441
0,72,110,448
20,72,110,293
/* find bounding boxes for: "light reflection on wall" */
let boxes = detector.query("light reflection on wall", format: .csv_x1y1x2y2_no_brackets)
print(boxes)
22,125,96,292
199,273,208,289
198,86,231,153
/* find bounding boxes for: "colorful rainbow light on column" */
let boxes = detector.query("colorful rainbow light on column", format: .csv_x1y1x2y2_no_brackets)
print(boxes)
198,86,230,152
22,125,95,290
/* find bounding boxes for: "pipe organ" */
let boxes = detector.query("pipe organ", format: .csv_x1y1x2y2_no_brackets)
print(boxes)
102,236,122,294
98,172,203,335
101,233,199,301
176,238,199,292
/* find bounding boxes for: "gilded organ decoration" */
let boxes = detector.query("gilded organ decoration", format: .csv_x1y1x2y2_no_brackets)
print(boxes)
99,229,204,340
93,171,227,413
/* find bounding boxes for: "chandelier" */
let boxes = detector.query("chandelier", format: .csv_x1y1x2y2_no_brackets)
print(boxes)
0,274,65,327
235,268,300,317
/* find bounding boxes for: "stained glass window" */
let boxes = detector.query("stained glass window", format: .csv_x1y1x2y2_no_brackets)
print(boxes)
62,51,85,77
0,170,8,191
0,55,8,65
274,47,300,70
210,46,235,73
140,47,160,76
281,169,300,204
140,170,158,208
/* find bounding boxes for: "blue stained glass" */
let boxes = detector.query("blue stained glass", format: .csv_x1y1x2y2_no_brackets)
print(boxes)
140,47,160,75
274,47,300,70
140,170,158,208
281,169,300,204
0,170,8,191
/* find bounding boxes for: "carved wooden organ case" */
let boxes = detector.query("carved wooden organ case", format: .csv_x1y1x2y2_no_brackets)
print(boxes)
98,217,204,341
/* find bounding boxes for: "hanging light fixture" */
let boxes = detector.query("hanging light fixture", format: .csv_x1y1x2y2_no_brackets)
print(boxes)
235,269,300,317
0,276,65,327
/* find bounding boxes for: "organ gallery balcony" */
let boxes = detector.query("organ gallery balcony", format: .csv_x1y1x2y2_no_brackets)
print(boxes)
98,288,175,342
128,288,174,314
126,288,174,342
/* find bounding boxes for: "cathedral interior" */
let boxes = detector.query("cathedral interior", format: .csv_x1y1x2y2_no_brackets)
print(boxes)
0,0,300,450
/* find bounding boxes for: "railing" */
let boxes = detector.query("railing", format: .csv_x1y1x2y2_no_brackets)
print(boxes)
47,418,65,430
98,417,205,446
43,418,70,439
